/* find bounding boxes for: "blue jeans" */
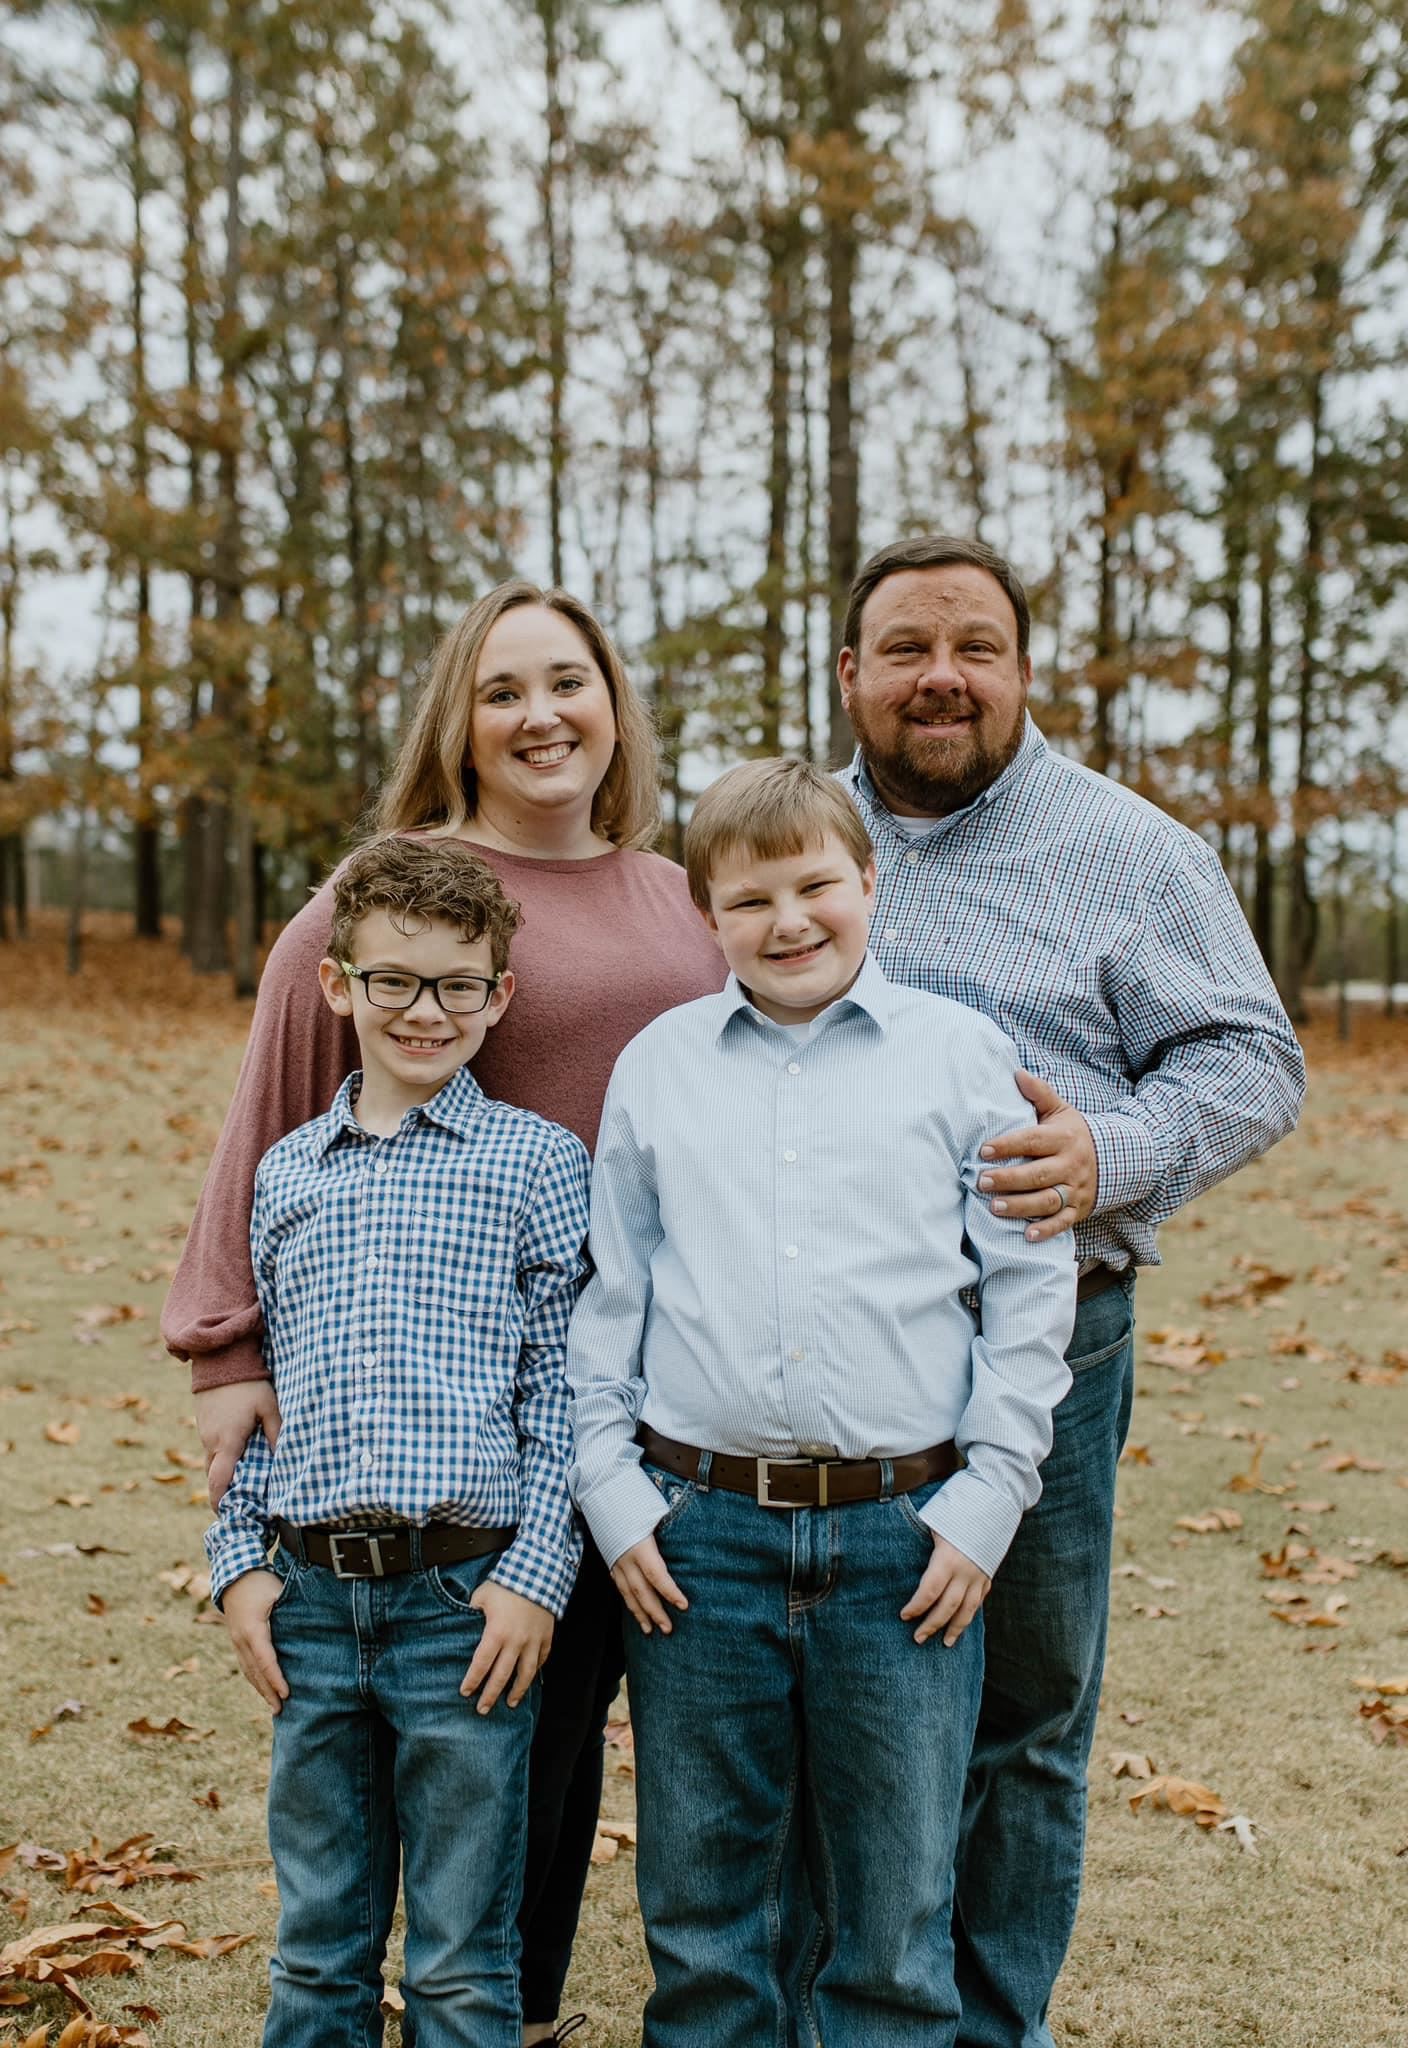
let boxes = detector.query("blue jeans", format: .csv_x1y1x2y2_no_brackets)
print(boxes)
952,1277,1136,2048
626,1463,984,2048
262,1547,535,2048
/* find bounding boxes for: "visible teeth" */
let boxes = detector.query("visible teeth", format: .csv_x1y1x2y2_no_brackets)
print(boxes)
521,742,573,765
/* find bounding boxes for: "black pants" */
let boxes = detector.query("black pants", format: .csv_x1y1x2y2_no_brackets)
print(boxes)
519,1534,627,2024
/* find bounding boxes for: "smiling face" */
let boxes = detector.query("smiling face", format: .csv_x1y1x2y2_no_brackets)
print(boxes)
837,563,1032,816
467,605,618,837
319,909,513,1129
703,832,876,1026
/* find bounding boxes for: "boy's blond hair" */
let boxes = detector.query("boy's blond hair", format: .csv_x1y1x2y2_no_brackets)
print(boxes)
684,757,874,908
330,835,522,975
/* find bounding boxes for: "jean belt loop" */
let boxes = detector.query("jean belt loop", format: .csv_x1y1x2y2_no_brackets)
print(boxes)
878,1457,895,1502
696,1449,713,1492
409,1525,424,1571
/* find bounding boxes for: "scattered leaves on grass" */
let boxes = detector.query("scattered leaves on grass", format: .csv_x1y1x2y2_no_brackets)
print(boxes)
0,1905,252,2028
125,1718,212,1744
1175,1508,1243,1534
1267,1592,1350,1628
1201,1260,1293,1310
1356,1695,1408,1746
1226,1444,1288,1496
589,1818,638,1865
1259,1544,1357,1584
1144,1328,1223,1373
1128,1776,1226,1827
1320,1451,1386,1473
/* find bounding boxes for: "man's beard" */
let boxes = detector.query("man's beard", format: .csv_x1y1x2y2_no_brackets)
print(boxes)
849,696,1026,818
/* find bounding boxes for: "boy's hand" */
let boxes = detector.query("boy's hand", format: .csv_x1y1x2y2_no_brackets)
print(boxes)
610,1535,688,1636
901,1534,991,1648
196,1382,282,1508
222,1568,290,1711
463,1582,554,1713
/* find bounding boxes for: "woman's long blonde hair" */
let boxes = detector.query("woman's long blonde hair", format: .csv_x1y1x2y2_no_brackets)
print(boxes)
375,581,661,850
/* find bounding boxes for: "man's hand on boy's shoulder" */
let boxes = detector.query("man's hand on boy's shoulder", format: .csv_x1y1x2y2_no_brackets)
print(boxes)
610,1534,689,1637
901,1535,991,1649
222,1567,290,1712
462,1582,555,1715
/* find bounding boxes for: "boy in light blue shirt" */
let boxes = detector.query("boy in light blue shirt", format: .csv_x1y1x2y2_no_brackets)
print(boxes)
568,758,1075,2048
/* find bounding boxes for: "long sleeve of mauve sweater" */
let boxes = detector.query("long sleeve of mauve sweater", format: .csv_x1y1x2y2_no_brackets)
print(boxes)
161,844,727,1393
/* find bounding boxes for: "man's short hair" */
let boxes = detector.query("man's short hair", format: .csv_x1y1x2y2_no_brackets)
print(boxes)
842,535,1032,662
684,757,874,909
329,836,522,975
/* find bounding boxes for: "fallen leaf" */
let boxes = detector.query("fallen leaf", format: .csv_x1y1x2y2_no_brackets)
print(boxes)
1108,1751,1155,1779
1227,1445,1288,1496
1175,1508,1243,1534
1128,1776,1228,1828
192,1789,221,1811
1320,1452,1387,1473
1215,1813,1259,1854
125,1718,213,1743
85,1594,108,1617
1353,1674,1408,1696
44,1422,80,1447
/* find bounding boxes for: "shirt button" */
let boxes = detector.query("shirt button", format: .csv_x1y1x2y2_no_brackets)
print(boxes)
783,1149,797,1163
882,928,899,944
789,1348,804,1362
374,1161,389,1177
786,1061,801,1076
784,1245,799,1259
363,1353,379,1370
366,1254,377,1269
905,850,920,865
359,1451,374,1469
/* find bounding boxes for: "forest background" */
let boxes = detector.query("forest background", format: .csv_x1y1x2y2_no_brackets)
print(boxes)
0,0,1405,1017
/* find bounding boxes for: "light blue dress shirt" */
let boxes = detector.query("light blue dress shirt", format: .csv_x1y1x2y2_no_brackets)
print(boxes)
567,955,1076,1580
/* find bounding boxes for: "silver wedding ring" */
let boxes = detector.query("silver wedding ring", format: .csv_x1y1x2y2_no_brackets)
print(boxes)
1051,1183,1072,1213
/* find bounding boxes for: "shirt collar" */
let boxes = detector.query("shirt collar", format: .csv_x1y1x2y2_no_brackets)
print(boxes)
713,951,892,1042
846,713,1047,842
315,1062,486,1155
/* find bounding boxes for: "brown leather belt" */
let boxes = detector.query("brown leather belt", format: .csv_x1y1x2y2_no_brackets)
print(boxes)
1076,1262,1130,1306
637,1425,959,1510
274,1518,515,1579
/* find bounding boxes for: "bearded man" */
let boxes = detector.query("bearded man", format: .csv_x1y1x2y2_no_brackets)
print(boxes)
835,534,1304,2048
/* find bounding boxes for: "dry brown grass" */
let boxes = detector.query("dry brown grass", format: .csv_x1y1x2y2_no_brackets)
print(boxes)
2,915,1406,2045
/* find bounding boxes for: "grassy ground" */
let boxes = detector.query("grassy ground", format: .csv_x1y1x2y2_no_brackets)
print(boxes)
2,916,1405,2046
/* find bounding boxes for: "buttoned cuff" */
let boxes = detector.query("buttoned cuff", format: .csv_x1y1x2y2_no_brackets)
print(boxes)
920,1468,1023,1581
1083,1111,1160,1215
576,1466,669,1572
206,1521,273,1607
490,1529,582,1620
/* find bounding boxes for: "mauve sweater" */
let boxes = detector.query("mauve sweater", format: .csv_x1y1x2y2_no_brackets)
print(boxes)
162,844,727,1391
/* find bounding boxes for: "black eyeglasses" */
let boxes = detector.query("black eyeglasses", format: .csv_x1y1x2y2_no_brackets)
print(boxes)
338,962,503,1015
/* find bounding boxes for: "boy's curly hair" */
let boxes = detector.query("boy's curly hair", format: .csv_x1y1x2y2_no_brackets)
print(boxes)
329,836,522,975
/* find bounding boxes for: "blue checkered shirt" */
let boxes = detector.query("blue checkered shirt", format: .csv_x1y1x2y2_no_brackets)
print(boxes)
206,1064,590,1615
841,718,1305,1268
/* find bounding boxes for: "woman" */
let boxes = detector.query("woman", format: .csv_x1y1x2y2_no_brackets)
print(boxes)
163,580,726,2045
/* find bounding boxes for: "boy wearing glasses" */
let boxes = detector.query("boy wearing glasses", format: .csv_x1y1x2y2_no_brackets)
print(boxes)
206,834,589,2047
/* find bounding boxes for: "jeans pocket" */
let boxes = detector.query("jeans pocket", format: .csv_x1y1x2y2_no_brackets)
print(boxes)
267,1545,305,1612
893,1475,945,1547
1067,1283,1135,1374
642,1462,699,1536
426,1556,493,1617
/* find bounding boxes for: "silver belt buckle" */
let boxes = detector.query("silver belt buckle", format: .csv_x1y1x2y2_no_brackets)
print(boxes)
327,1531,385,1578
755,1458,807,1508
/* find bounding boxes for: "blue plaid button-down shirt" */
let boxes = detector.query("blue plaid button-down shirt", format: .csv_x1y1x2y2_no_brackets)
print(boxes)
841,717,1305,1268
206,1064,590,1615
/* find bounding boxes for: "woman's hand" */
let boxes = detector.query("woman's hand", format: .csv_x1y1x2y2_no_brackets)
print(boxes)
196,1382,283,1507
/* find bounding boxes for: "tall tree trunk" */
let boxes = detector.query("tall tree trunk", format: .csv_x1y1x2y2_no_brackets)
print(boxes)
129,60,162,938
799,274,817,765
540,0,569,586
760,211,793,753
328,214,375,802
824,207,858,766
1385,815,1400,1019
0,469,18,941
1218,504,1247,872
176,26,211,961
1283,372,1325,1022
1251,523,1276,975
